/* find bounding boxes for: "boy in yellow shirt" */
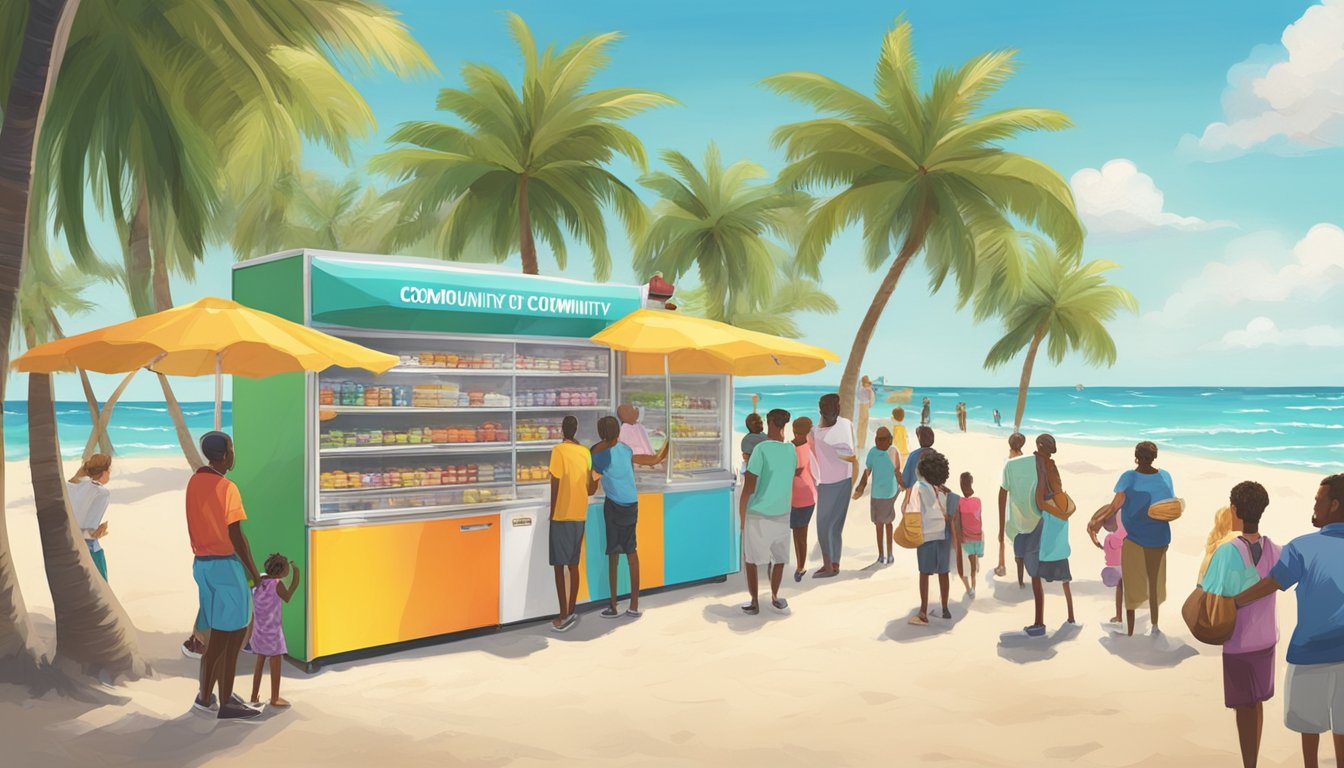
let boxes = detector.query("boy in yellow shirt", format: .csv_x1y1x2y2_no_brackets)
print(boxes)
549,416,598,632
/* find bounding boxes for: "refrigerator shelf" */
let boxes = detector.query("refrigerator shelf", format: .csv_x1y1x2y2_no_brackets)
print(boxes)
319,480,514,498
321,406,513,415
389,366,514,375
513,406,611,413
515,439,562,448
316,496,538,523
319,443,514,457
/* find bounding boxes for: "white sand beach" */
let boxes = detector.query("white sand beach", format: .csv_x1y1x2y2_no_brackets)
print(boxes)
0,428,1333,767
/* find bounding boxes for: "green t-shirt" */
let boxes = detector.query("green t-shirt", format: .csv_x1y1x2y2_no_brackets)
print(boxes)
1200,542,1259,596
746,439,798,516
1001,455,1041,539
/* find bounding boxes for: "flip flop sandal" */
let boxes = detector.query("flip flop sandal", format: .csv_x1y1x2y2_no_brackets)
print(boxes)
941,609,952,619
772,598,789,612
600,607,621,619
625,608,642,619
740,603,760,615
908,615,929,626
793,570,806,582
1024,624,1047,637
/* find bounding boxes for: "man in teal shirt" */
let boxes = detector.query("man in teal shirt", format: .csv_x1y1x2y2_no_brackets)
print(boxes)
739,408,797,615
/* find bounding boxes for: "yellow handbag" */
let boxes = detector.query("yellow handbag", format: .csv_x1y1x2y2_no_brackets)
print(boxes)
1148,498,1185,522
893,486,924,549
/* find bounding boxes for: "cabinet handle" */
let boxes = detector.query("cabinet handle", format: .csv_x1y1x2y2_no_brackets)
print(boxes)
460,523,493,532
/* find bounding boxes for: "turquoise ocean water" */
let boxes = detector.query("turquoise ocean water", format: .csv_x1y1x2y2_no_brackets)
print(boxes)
734,386,1344,473
2,402,231,461
3,388,1341,472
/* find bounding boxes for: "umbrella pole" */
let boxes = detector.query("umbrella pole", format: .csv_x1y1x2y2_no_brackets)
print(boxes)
214,353,222,432
664,354,671,486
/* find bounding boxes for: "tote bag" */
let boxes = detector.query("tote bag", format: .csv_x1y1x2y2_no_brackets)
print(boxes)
893,486,924,549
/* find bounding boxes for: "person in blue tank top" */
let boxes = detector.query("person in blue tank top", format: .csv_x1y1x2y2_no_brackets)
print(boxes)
591,416,668,620
1102,441,1176,636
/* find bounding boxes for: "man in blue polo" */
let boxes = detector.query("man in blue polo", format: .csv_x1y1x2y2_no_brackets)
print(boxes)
1237,473,1344,766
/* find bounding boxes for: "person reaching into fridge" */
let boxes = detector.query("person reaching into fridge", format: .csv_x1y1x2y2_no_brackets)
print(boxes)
591,416,669,619
549,416,599,633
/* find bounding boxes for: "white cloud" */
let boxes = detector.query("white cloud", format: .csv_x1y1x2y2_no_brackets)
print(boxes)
1215,316,1344,349
1147,223,1344,326
1070,159,1233,235
1182,0,1344,158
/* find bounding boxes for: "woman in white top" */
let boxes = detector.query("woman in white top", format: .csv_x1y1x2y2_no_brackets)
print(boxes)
68,454,113,581
809,393,857,578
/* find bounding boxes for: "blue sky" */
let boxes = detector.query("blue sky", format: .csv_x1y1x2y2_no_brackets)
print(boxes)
30,0,1344,401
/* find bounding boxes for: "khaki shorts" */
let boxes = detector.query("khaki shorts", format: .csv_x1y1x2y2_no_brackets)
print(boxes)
743,513,790,566
1285,661,1344,734
1121,539,1167,611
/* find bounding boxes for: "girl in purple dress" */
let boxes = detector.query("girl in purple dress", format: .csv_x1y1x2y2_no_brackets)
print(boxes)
250,553,301,708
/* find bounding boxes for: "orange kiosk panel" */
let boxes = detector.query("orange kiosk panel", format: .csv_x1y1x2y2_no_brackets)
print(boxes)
311,514,500,658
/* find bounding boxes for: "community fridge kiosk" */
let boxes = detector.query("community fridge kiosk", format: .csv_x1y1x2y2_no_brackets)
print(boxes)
231,250,738,666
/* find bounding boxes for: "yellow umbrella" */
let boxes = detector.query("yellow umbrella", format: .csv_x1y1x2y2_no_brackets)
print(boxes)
14,297,397,437
591,309,839,376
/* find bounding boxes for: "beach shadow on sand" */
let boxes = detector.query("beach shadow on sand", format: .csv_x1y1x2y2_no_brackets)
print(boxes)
989,573,1033,605
882,599,970,643
997,622,1082,664
61,705,296,768
702,601,794,634
1098,629,1199,669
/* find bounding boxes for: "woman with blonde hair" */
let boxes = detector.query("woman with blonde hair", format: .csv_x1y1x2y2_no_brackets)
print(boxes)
1199,506,1238,582
68,453,113,581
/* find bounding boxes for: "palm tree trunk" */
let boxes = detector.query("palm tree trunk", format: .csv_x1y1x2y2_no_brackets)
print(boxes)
151,245,173,313
77,369,112,455
0,0,82,684
27,356,148,681
142,221,204,469
47,311,113,456
0,350,41,684
123,188,153,318
81,369,139,461
518,175,538,275
1013,322,1049,431
838,216,932,419
158,373,204,470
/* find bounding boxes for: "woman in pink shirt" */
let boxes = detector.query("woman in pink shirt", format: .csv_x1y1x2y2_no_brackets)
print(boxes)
789,417,821,581
1199,482,1280,768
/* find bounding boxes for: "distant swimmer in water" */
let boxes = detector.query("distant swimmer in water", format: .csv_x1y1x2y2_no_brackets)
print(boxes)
993,409,1002,427
921,397,931,427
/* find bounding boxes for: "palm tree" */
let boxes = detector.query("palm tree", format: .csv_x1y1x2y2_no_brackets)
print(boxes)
0,0,81,684
984,238,1138,430
634,143,817,322
223,170,476,261
19,252,148,680
35,0,431,469
372,12,672,279
764,18,1084,418
674,257,838,338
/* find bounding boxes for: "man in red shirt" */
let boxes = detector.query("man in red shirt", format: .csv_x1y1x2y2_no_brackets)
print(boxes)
187,432,263,720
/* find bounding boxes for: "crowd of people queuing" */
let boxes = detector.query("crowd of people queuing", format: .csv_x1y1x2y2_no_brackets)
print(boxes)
141,379,1342,762
745,388,1343,768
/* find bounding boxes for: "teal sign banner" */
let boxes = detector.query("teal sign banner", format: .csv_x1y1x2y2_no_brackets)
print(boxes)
309,254,642,337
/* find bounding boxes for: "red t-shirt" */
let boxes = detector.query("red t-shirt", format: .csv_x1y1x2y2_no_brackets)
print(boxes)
185,469,247,556
959,496,983,541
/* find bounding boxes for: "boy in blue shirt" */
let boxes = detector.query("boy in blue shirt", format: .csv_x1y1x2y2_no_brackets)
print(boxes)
854,427,900,566
591,416,668,619
1236,473,1344,767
